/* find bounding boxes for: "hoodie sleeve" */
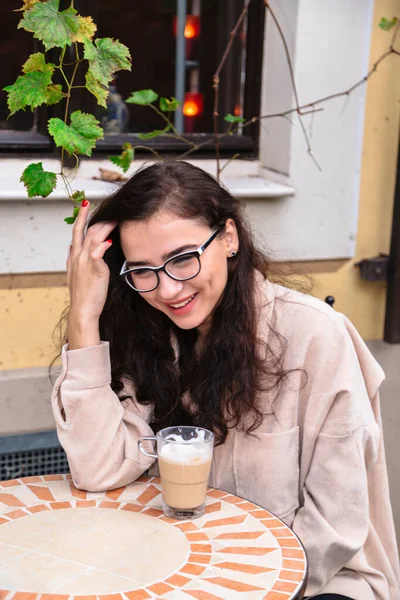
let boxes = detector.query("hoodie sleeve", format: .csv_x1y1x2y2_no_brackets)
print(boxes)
51,342,156,492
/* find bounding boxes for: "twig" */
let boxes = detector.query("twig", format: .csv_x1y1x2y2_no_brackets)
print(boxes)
212,0,253,179
219,153,240,176
179,29,399,162
133,145,164,159
264,1,321,170
149,105,197,147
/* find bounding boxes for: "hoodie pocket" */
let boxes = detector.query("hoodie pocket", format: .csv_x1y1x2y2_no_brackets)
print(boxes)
234,426,300,520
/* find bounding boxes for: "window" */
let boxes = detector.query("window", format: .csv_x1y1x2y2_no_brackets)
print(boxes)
0,0,265,157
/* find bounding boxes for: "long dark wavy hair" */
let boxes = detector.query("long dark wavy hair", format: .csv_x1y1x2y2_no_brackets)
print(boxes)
58,161,296,444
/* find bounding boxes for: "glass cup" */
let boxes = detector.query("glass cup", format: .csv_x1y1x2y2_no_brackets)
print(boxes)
138,426,214,520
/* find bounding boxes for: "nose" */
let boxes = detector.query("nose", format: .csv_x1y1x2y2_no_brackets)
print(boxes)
157,272,183,301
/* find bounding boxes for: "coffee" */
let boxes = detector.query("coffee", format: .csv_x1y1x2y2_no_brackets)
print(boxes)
158,449,212,509
138,426,214,519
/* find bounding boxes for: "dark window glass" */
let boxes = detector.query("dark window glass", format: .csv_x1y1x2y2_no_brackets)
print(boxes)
87,0,247,135
0,1,35,132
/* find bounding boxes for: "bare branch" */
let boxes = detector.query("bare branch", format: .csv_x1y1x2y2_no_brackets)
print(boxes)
212,0,253,179
179,28,399,162
264,1,321,170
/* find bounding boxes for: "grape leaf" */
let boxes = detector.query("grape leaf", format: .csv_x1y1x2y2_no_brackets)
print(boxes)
109,143,134,173
48,110,104,157
46,84,63,105
71,190,86,204
64,204,83,225
20,162,57,198
22,52,53,74
73,15,97,43
18,0,81,51
224,113,245,123
159,96,181,112
4,70,54,115
137,129,167,139
126,89,158,105
84,37,131,87
14,0,40,12
85,70,108,108
4,50,63,114
378,16,398,31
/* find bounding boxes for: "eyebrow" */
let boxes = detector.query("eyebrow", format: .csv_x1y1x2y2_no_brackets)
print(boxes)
126,243,199,268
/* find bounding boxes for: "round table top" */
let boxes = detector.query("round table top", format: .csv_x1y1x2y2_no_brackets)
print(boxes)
0,474,307,600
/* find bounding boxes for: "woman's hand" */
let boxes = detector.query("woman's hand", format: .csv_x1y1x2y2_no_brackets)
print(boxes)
66,200,117,349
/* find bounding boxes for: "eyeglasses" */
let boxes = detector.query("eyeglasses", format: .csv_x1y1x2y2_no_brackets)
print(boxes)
120,227,221,292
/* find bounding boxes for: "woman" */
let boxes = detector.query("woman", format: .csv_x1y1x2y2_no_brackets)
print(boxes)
52,161,399,600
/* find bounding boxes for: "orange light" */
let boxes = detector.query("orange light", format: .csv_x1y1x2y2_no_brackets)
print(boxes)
183,92,204,117
173,15,201,39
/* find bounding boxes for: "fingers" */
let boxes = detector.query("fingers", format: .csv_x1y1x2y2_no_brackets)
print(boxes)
90,239,113,263
82,220,117,257
71,199,90,252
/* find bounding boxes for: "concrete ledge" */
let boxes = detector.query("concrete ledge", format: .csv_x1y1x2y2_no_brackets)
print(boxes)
0,366,58,436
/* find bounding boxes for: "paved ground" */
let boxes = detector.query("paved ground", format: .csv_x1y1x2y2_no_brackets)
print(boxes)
367,341,400,548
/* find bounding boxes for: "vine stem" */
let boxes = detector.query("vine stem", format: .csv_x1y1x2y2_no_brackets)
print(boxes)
60,42,81,197
149,105,197,148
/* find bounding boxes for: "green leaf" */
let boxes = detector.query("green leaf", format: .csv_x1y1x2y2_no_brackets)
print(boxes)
18,0,81,51
71,190,86,204
84,37,131,87
109,142,134,173
378,16,398,31
224,113,245,123
3,50,63,115
45,84,63,105
64,216,76,224
20,162,57,198
22,52,53,74
85,70,108,108
159,96,181,112
4,70,53,115
126,89,158,105
137,129,167,140
48,110,104,157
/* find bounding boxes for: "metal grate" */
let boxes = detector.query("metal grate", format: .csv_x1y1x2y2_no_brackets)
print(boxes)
0,446,70,481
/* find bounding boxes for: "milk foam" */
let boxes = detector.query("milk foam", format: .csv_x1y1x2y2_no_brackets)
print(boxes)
159,433,211,464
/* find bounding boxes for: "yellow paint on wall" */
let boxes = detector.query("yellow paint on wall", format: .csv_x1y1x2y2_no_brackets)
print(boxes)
309,0,400,340
0,288,69,370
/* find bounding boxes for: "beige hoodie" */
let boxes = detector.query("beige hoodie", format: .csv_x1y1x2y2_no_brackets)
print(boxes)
52,277,400,599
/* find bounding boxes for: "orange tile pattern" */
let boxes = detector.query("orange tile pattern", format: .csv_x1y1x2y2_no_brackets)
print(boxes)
0,475,307,599
27,486,56,502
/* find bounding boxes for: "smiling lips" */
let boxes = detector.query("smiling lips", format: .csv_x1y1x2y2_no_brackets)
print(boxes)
166,293,197,311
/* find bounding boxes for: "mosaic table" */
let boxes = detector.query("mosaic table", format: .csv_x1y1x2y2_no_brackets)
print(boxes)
0,474,307,600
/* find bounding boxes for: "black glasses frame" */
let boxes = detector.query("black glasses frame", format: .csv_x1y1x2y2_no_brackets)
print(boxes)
120,227,221,292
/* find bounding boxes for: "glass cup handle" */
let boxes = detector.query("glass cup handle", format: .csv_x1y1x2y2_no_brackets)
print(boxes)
138,436,158,459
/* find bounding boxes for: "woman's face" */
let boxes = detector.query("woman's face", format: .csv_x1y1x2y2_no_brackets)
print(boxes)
120,212,238,334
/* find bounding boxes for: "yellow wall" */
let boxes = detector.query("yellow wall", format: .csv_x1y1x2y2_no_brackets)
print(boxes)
311,0,400,339
0,287,69,370
0,0,399,371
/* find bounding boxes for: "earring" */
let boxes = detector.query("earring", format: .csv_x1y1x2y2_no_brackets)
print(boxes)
230,251,237,257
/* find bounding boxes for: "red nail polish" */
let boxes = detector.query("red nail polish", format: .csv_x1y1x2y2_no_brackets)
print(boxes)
82,199,89,207
106,239,112,244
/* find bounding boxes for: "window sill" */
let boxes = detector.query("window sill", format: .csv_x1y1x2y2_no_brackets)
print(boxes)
0,158,295,201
